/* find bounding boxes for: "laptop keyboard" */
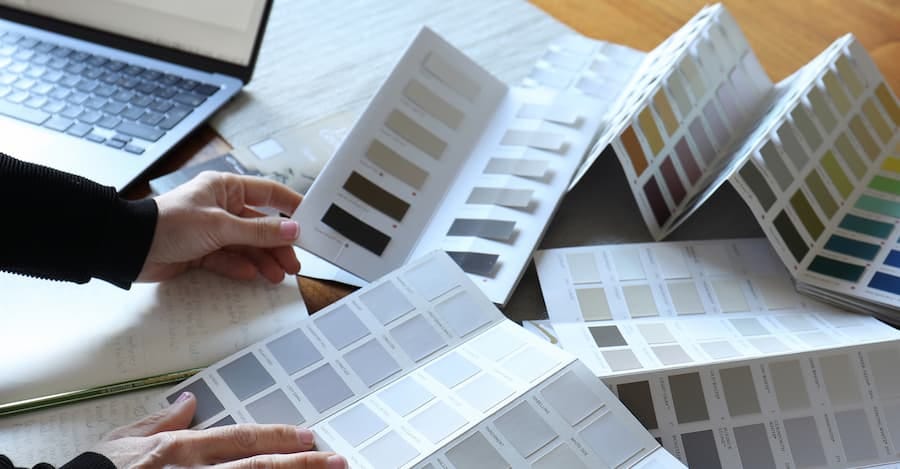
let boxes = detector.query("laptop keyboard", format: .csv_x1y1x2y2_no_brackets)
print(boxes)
0,30,221,155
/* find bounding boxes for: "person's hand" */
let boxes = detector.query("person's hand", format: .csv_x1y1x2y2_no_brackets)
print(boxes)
92,392,346,469
138,171,303,283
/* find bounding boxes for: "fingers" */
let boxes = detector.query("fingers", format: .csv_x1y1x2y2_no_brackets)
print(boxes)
201,250,259,281
105,392,196,440
216,452,347,469
219,214,300,249
268,245,301,275
241,247,287,283
178,424,317,462
225,174,303,216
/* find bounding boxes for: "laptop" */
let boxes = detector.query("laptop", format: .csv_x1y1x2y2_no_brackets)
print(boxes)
0,0,273,191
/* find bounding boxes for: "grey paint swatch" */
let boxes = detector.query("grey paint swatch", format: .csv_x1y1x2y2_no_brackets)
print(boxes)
365,139,428,189
734,423,776,469
484,157,549,177
329,404,387,446
835,409,878,462
588,325,627,348
314,304,369,351
433,291,492,338
267,327,323,375
217,353,275,401
246,389,304,425
681,430,722,468
344,338,401,387
495,401,557,458
446,432,507,469
360,431,420,468
446,251,499,277
168,379,224,427
669,372,709,424
359,281,415,325
617,381,658,430
447,218,516,241
769,360,810,411
720,366,761,417
467,187,533,208
391,315,446,362
294,363,353,413
404,79,464,129
541,370,602,427
423,53,481,101
385,109,447,159
784,416,827,468
343,171,410,221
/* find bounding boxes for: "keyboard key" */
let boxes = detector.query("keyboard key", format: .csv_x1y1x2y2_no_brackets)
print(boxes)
35,42,55,54
60,104,83,119
101,101,126,115
43,70,63,83
85,132,105,143
0,46,14,56
172,92,205,107
129,94,152,107
194,84,219,96
94,84,116,97
44,115,72,131
105,138,126,149
115,121,164,141
118,76,140,89
13,78,35,90
31,54,51,66
42,99,65,113
8,62,27,74
177,79,198,91
0,99,49,124
83,67,104,80
112,134,131,143
84,97,106,109
139,111,164,126
48,57,67,69
87,55,107,67
158,108,191,130
78,110,102,124
154,87,176,99
100,72,120,84
135,82,156,94
25,66,45,78
67,122,92,137
0,73,15,85
97,115,121,129
7,91,28,103
49,87,70,100
18,38,37,49
160,74,180,86
0,85,10,98
13,49,35,61
123,65,143,76
149,99,173,113
112,90,134,102
124,144,145,155
59,74,80,87
105,60,125,72
24,96,47,109
2,33,22,45
0,57,11,69
67,92,88,105
31,83,53,95
64,62,86,75
140,69,161,81
75,80,98,93
121,106,144,120
70,52,89,62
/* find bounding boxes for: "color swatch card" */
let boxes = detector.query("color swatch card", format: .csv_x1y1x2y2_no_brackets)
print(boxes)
535,238,900,377
725,36,900,318
580,3,774,238
291,27,617,305
155,252,683,469
605,340,900,468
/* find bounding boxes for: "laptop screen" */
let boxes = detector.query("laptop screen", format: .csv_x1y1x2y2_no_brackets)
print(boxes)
0,0,268,66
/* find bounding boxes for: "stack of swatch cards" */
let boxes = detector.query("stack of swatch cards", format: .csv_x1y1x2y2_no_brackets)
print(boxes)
565,3,900,317
156,252,684,469
291,27,641,305
535,238,900,467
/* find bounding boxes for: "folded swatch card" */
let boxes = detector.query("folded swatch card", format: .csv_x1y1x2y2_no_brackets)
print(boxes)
291,27,640,305
562,4,900,316
156,252,683,469
535,238,900,377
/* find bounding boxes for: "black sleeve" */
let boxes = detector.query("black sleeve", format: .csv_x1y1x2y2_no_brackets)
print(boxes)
1,452,116,469
0,153,158,289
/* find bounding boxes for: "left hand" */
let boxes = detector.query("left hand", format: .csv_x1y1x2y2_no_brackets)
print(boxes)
138,171,303,283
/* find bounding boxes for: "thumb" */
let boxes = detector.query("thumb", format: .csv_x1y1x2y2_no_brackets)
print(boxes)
221,215,300,248
106,392,197,439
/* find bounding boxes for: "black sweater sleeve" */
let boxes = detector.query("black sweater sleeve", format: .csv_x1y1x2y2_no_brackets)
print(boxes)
0,152,158,289
1,452,116,469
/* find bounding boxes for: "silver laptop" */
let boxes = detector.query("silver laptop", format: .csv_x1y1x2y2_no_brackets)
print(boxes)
0,0,273,191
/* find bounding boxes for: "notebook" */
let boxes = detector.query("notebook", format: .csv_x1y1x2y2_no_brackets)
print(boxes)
0,0,272,191
539,4,899,317
157,252,684,469
291,26,643,305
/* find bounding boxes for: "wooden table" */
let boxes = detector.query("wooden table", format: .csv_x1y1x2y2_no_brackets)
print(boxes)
127,0,900,314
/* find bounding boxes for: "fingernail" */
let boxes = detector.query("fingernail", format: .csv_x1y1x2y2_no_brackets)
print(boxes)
297,428,315,446
175,391,192,404
326,455,346,469
280,220,299,240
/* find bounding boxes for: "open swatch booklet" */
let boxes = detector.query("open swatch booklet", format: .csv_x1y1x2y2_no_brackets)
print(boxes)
156,252,683,469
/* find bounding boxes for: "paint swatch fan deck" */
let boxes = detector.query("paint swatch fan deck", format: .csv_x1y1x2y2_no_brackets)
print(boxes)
574,4,900,318
156,252,684,469
291,27,639,305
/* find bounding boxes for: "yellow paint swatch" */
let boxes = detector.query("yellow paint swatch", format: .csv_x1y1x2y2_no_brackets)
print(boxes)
875,83,900,127
822,151,853,198
654,90,679,136
621,125,648,176
835,133,867,179
882,157,900,175
790,189,825,240
638,107,665,156
835,55,865,97
823,72,851,114
863,98,892,143
849,115,880,161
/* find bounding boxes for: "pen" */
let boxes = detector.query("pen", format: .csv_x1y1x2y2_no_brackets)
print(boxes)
0,368,202,417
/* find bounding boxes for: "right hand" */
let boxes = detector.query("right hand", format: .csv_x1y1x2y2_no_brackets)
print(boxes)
91,392,347,469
